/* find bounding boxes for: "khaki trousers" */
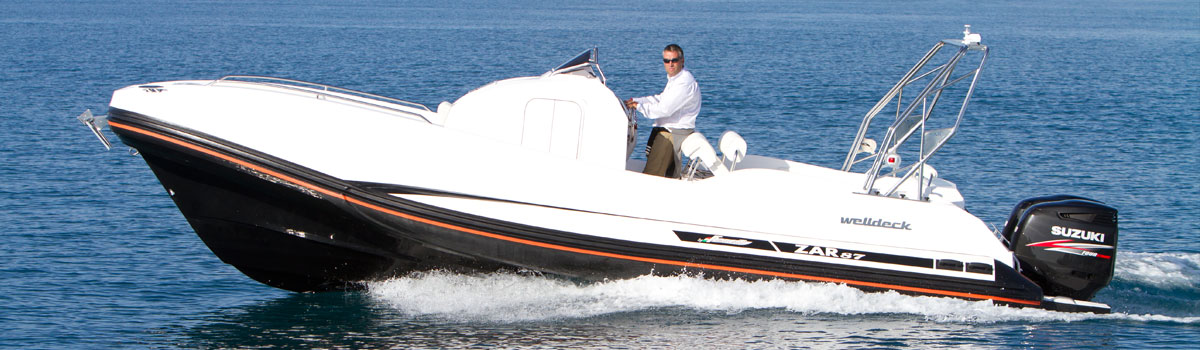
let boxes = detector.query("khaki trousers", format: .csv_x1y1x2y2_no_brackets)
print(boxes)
643,127,693,178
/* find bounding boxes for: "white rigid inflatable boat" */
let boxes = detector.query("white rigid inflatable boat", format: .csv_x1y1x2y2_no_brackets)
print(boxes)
81,28,1119,313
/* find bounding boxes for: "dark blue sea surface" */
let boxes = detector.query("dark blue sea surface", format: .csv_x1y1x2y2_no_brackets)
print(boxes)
2,0,1198,348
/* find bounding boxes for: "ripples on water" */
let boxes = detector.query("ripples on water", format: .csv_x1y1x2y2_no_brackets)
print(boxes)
2,0,1198,348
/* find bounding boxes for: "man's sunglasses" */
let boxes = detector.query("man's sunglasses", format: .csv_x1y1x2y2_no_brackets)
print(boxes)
662,58,681,64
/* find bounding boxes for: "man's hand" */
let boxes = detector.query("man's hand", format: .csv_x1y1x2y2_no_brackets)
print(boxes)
624,98,638,109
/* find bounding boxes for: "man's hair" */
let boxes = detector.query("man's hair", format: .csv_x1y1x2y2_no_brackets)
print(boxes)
663,44,684,59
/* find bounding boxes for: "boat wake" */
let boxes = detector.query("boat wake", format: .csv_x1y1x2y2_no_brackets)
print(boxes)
1104,251,1200,318
367,252,1200,324
1112,251,1199,290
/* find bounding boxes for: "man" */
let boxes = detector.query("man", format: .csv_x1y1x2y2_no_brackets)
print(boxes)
624,44,701,178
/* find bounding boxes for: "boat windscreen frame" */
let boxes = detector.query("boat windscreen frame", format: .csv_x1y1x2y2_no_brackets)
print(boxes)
546,48,607,85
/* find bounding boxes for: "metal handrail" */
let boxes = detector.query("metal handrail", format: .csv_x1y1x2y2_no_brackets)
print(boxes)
840,27,989,201
860,44,965,190
881,47,988,198
842,42,945,172
210,75,433,123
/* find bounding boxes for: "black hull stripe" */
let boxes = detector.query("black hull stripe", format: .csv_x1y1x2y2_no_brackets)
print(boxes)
106,118,1041,306
674,231,957,272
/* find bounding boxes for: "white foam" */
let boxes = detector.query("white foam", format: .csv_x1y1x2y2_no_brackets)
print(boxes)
1113,252,1200,290
367,271,1200,324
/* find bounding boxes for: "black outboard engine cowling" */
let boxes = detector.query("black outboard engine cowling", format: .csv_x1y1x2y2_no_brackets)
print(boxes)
1003,196,1118,301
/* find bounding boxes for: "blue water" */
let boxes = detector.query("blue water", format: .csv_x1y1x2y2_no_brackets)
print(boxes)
2,0,1198,348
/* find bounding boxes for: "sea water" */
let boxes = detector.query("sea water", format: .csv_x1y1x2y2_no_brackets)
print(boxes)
1,0,1197,348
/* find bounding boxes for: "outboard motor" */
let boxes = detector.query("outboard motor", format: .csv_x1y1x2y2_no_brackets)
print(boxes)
1002,195,1118,301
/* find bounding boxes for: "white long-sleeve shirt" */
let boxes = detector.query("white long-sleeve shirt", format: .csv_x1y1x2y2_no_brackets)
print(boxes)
633,68,701,130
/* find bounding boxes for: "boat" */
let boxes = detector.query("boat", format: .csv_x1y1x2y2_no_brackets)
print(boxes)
79,27,1119,313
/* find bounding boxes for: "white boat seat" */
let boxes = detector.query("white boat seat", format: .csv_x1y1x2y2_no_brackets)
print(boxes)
718,130,747,171
679,132,724,180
